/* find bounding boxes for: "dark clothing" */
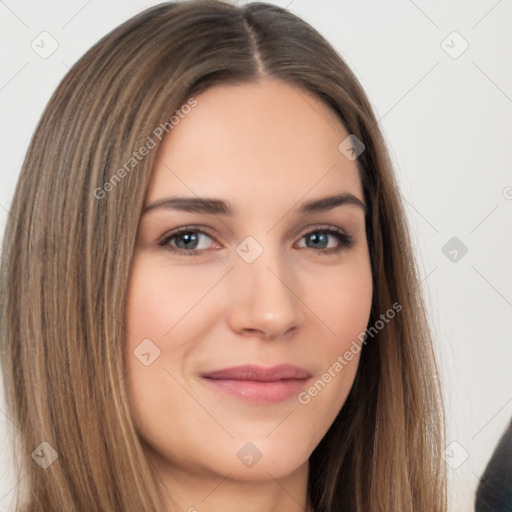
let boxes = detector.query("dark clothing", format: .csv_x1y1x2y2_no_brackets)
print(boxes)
475,418,512,511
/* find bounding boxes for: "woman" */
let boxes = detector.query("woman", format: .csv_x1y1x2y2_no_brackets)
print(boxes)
0,0,447,510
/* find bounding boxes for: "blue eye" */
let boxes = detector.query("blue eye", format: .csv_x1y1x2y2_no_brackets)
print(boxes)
159,226,354,256
298,228,354,254
158,227,216,256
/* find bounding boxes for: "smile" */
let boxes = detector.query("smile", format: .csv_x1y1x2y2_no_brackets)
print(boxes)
200,364,312,404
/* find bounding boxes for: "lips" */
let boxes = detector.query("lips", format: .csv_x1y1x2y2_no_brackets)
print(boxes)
200,364,311,404
202,364,311,381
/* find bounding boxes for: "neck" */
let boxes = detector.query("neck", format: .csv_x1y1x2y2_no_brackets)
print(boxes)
149,451,313,512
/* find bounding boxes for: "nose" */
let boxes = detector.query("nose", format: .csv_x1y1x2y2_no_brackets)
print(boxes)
226,246,306,340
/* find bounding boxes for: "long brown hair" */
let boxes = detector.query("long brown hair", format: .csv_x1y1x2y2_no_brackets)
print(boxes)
0,1,446,510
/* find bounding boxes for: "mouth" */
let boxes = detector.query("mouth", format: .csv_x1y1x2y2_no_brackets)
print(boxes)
200,364,312,404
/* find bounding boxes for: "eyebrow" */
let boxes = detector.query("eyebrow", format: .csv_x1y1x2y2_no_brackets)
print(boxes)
142,192,367,216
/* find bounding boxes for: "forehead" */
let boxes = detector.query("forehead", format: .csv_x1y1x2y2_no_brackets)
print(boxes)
146,77,363,211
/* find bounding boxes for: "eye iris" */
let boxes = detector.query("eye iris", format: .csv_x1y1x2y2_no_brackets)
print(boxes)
176,232,199,250
307,232,328,249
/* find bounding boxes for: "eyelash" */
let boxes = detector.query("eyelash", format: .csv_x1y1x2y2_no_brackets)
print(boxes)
158,225,355,256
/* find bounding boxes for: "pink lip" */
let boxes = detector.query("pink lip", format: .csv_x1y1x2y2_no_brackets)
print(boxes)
200,364,311,404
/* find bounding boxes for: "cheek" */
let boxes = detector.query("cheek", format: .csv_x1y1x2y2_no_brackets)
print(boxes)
124,260,182,405
309,254,373,350
124,259,219,347
303,255,372,401
123,258,226,430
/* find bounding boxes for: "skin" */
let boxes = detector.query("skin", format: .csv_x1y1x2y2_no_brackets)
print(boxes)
124,76,373,512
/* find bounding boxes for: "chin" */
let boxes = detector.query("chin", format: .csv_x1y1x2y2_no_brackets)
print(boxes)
218,435,312,481
216,454,308,483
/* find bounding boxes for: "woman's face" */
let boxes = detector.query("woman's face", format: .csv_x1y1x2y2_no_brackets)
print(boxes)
125,77,373,488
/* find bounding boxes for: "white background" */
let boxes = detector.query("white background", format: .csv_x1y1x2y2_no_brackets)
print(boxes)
1,1,511,511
